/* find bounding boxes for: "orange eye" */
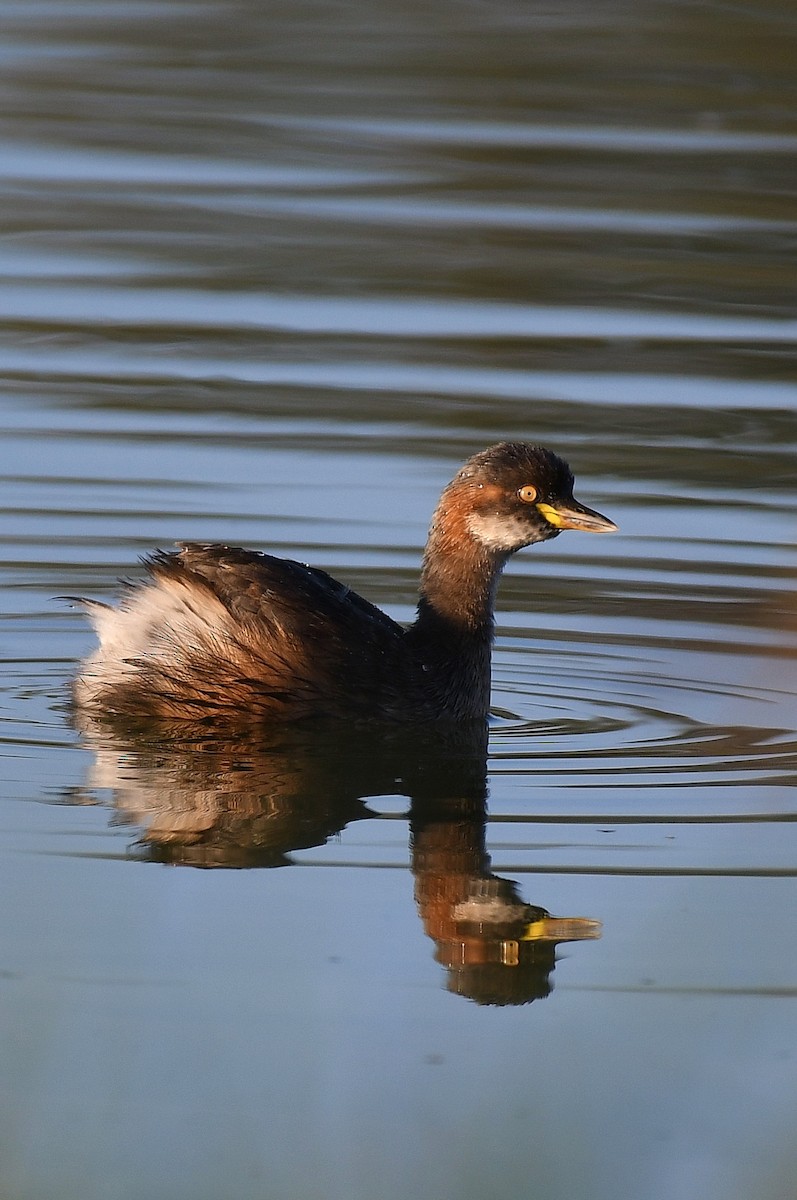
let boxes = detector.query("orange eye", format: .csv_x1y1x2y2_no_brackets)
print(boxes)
518,485,538,503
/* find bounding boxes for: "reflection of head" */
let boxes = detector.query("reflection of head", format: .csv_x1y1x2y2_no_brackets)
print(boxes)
411,805,600,1006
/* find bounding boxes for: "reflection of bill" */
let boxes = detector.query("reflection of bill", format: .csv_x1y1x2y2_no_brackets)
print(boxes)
69,716,600,1004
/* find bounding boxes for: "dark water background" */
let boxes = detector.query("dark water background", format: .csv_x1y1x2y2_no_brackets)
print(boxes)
1,2,796,1197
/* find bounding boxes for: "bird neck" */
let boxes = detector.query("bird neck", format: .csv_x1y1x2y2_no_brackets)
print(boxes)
416,540,504,633
407,499,508,719
416,486,510,628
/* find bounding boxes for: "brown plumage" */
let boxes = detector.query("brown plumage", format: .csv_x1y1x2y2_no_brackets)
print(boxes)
72,443,616,724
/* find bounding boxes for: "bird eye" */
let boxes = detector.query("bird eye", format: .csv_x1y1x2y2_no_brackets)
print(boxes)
518,485,538,503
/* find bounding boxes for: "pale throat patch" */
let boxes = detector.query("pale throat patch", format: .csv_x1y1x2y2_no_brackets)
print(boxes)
466,509,536,551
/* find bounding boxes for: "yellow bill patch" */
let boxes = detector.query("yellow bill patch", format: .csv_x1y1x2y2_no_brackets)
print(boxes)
535,502,565,527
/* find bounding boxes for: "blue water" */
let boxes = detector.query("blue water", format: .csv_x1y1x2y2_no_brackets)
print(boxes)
1,2,796,1197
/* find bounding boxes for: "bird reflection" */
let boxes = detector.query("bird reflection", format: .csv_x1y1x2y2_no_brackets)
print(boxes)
70,714,600,1004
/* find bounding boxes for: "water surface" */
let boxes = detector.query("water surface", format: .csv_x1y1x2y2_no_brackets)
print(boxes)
1,2,796,1198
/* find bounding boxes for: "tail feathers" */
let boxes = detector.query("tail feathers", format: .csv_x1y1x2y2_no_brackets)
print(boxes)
57,595,113,623
58,595,111,606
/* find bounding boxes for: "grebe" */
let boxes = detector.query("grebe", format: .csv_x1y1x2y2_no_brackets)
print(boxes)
72,443,616,724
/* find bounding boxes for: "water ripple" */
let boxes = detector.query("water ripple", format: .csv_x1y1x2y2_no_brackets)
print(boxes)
0,140,413,189
1,285,795,343
2,351,794,412
260,115,797,155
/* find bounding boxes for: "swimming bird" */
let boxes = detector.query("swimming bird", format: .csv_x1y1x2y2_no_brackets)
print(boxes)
72,442,616,724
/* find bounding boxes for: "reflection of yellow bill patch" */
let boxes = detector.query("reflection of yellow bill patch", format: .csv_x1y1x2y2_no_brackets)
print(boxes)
536,502,565,527
521,917,602,942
